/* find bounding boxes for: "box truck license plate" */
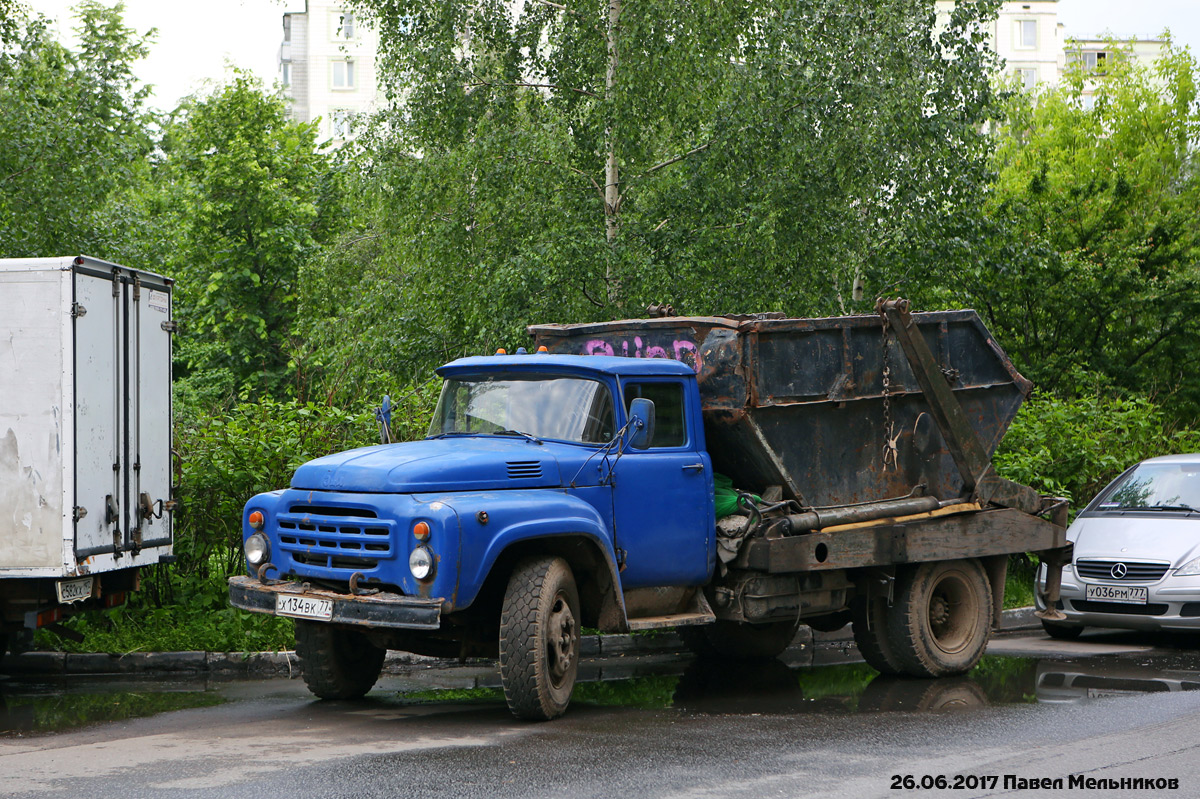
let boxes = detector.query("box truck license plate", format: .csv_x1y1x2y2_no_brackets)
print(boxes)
1086,584,1148,604
276,594,333,620
56,576,94,604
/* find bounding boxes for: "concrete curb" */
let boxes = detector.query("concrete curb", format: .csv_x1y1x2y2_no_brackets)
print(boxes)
1,607,1042,677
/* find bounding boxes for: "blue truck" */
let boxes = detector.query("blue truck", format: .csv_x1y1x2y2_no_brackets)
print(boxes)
229,300,1070,719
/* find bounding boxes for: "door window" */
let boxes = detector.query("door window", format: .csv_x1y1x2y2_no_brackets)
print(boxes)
624,382,686,448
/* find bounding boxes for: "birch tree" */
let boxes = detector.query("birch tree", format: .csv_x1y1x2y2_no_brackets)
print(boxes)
307,0,1002,383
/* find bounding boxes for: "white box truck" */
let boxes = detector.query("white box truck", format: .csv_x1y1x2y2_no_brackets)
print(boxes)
0,256,175,657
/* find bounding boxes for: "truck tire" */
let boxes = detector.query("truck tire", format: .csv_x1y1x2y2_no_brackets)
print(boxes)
851,596,903,675
683,619,800,660
499,556,581,720
294,620,385,700
886,559,991,678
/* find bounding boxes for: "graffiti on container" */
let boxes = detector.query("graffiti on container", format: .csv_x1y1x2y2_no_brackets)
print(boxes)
582,337,701,372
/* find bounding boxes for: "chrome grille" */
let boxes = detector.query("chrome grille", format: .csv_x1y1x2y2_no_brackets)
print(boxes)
507,460,543,479
1075,559,1170,582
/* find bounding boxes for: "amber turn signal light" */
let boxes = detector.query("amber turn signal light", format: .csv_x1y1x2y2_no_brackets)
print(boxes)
413,521,431,541
248,510,264,530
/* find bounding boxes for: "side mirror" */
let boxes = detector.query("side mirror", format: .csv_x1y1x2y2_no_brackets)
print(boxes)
627,398,656,450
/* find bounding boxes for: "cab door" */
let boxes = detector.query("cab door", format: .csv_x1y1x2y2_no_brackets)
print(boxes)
611,378,714,588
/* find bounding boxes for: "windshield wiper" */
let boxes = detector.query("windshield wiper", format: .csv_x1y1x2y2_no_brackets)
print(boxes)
494,429,543,444
1144,504,1200,513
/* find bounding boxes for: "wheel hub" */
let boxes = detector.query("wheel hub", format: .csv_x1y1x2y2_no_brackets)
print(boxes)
548,595,577,682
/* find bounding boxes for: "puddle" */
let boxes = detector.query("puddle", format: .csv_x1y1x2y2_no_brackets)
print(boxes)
0,675,224,736
383,655,1044,715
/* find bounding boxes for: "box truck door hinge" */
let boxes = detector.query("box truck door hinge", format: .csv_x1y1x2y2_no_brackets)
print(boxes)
73,506,87,521
160,320,177,333
70,302,87,318
132,274,141,301
105,495,119,525
111,269,120,296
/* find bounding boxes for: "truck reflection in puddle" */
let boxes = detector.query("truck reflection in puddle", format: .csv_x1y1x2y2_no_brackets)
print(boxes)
0,676,223,735
385,655,1043,715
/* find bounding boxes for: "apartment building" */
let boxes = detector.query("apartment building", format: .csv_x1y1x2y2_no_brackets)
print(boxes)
936,0,1165,100
278,1,382,143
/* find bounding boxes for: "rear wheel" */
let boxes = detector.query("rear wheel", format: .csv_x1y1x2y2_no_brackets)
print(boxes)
499,557,581,720
886,559,992,678
1041,619,1084,640
852,596,903,675
294,621,385,700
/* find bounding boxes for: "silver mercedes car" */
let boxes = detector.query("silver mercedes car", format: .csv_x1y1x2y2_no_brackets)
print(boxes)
1035,454,1200,638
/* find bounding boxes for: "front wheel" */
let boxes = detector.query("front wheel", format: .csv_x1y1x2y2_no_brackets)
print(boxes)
294,620,386,700
499,556,581,720
886,559,992,678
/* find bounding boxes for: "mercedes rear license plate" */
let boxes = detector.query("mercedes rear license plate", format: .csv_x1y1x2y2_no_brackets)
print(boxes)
276,594,333,620
1086,584,1148,604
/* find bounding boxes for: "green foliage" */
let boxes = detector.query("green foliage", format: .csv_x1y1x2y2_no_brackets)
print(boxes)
40,584,295,654
157,72,345,398
167,397,377,587
995,390,1200,507
967,40,1200,419
0,1,154,257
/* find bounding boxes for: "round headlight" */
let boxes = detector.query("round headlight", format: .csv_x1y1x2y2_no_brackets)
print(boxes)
409,546,435,581
245,532,270,567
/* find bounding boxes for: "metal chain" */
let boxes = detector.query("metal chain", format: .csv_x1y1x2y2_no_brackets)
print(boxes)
881,314,899,471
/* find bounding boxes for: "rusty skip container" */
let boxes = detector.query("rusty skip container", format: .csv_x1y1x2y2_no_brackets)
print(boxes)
528,308,1031,508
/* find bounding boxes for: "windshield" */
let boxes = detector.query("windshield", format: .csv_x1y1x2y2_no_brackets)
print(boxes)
428,374,616,445
1094,463,1200,511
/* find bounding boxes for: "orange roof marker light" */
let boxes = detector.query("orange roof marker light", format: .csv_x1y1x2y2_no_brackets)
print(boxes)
495,348,507,355
537,346,549,353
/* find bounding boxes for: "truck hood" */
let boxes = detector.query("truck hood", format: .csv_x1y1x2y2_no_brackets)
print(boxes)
289,437,571,493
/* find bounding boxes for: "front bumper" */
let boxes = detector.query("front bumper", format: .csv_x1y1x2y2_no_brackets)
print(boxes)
1036,566,1200,631
229,576,443,630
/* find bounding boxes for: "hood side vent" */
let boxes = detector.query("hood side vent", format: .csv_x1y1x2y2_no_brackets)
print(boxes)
507,460,543,479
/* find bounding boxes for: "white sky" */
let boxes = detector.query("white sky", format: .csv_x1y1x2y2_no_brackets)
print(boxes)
21,0,1200,113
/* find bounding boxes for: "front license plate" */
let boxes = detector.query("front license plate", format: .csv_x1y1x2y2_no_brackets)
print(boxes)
276,594,333,620
56,576,94,604
1086,584,1148,604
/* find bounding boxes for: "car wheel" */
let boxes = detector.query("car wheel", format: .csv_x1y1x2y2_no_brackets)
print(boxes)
1041,619,1085,640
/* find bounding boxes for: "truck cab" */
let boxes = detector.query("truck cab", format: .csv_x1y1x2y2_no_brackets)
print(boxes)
230,352,717,718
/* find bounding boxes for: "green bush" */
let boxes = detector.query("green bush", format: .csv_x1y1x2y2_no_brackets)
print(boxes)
994,391,1200,510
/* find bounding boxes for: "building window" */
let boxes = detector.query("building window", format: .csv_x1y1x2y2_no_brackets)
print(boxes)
332,60,355,90
332,10,356,40
331,109,352,139
1067,50,1110,71
281,62,291,87
1016,19,1037,49
1016,68,1037,89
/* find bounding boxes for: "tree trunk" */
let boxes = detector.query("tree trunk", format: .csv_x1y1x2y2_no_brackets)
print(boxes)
604,0,621,302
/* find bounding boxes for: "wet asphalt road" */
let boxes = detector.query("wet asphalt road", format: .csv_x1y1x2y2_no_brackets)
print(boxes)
5,630,1200,799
